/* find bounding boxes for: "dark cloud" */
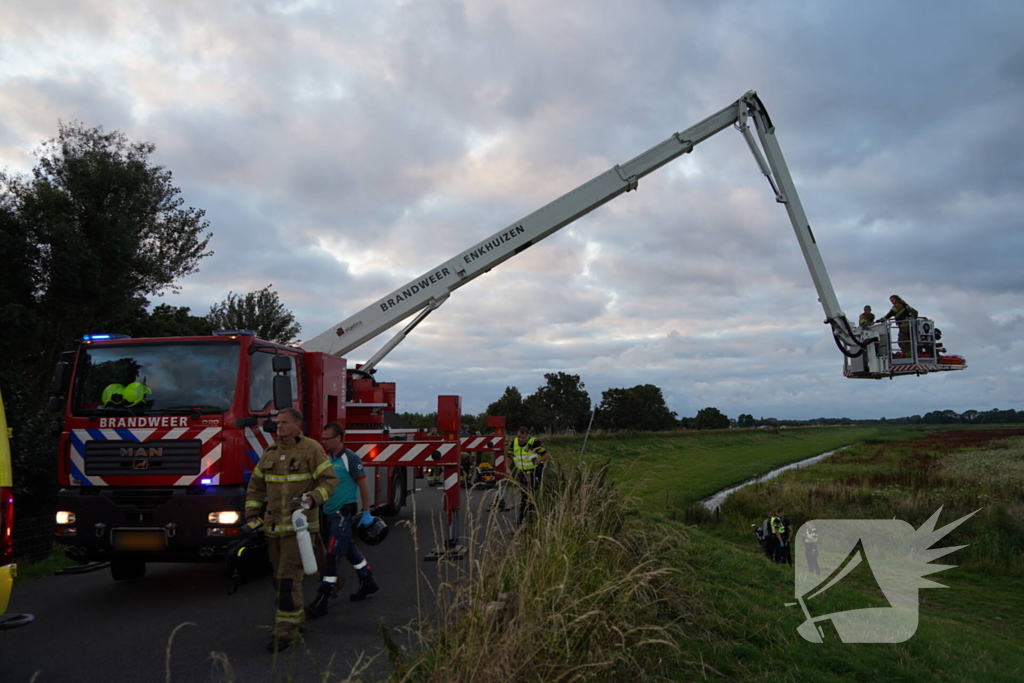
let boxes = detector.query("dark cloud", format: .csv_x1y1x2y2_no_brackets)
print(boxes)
2,0,1021,419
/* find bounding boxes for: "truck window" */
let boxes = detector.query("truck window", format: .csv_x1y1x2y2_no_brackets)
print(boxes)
249,350,299,412
72,342,240,415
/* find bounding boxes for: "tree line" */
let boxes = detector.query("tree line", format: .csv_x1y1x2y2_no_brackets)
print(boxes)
397,372,733,435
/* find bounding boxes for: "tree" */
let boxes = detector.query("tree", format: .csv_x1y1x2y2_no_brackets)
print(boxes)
0,121,213,515
207,284,301,344
596,384,678,431
694,406,730,430
487,386,528,432
8,121,212,384
737,413,756,428
525,372,592,434
133,304,215,338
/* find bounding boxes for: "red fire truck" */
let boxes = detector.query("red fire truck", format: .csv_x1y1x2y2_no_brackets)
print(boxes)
51,91,967,580
50,332,490,579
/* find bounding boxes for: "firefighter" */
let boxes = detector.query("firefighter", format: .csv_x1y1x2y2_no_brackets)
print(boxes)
859,305,875,326
244,407,337,653
506,426,550,525
879,295,918,357
802,521,820,575
305,422,378,619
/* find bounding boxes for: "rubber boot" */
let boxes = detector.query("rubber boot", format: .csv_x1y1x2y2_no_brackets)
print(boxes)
350,572,379,602
305,584,333,619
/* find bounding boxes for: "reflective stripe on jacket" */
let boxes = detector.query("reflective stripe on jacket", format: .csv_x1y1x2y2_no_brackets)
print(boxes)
244,432,338,537
770,516,785,535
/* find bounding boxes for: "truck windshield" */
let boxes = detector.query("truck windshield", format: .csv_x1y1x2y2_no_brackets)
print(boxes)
72,342,240,416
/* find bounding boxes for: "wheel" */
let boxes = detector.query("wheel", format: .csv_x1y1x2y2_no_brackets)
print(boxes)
380,471,407,517
110,560,146,581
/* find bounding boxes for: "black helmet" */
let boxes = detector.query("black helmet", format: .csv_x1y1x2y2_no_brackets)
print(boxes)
356,516,389,546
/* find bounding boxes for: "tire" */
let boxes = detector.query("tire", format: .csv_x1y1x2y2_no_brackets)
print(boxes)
380,470,406,517
111,560,146,581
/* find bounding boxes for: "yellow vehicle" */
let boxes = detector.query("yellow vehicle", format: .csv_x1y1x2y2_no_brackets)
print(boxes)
1,387,34,630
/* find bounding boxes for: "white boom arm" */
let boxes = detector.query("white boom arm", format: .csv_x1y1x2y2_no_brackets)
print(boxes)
303,91,862,363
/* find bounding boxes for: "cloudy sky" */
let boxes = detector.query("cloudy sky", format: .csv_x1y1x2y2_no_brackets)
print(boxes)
3,0,1022,420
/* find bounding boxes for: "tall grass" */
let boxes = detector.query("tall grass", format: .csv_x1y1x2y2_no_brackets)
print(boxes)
391,460,721,682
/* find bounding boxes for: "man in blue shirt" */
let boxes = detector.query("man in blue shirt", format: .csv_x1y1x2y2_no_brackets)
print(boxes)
305,422,379,618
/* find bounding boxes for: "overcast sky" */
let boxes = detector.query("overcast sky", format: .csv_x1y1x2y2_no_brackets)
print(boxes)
3,1,1022,420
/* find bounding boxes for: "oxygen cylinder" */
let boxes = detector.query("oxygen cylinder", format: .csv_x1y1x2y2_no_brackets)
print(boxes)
291,509,318,575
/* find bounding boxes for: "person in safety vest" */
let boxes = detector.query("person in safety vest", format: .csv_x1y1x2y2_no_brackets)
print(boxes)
245,407,337,653
802,521,820,575
305,422,378,619
879,295,918,357
506,426,550,525
770,507,791,565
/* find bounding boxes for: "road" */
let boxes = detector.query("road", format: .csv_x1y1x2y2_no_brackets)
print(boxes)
3,483,513,683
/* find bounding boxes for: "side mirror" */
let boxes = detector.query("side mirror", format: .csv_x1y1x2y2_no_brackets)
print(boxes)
50,361,71,396
47,396,65,413
262,417,278,434
273,375,293,410
272,355,292,373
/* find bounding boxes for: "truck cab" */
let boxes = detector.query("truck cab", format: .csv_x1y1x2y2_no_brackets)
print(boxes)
51,332,343,578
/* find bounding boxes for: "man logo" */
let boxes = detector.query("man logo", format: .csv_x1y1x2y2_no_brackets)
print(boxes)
133,459,149,470
788,507,978,643
120,447,164,457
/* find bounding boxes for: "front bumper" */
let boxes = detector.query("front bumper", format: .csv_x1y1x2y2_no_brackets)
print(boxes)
54,485,249,563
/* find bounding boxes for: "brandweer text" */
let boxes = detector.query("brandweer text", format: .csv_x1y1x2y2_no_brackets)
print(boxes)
379,268,452,312
98,416,190,428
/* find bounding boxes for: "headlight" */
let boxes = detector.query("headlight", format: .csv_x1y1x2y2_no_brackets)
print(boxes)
208,511,241,525
56,511,76,524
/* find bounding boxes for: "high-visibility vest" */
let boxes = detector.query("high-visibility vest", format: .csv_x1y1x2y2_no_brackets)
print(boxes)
510,437,540,470
770,516,785,535
803,527,818,544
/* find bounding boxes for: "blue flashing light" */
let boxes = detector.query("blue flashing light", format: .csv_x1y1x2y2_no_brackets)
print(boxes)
82,333,131,342
212,330,255,337
200,478,213,485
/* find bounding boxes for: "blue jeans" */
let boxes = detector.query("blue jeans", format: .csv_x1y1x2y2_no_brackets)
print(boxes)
323,511,370,579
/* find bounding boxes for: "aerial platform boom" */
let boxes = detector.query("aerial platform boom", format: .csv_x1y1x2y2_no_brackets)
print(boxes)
303,91,966,379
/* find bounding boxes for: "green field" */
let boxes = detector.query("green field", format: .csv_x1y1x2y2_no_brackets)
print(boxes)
396,426,1024,682
541,426,919,508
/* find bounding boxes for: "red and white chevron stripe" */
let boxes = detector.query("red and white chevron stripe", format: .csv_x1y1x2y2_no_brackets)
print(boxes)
353,441,460,466
460,436,504,451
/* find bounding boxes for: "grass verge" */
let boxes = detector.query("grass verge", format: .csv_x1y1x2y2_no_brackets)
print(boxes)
13,547,75,585
390,460,721,681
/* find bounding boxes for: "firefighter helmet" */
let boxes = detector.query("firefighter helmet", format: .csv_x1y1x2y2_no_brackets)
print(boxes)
356,516,389,546
123,382,152,407
101,383,126,405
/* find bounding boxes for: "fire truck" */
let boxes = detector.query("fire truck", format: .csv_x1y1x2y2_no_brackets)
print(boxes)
49,333,499,578
50,90,966,580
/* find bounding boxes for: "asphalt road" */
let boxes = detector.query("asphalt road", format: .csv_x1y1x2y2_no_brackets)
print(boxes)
3,483,514,683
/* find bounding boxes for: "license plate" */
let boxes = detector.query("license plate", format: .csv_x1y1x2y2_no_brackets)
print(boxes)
112,529,167,552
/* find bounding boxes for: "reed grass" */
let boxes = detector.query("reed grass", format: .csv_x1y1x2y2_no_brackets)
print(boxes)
391,460,721,682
